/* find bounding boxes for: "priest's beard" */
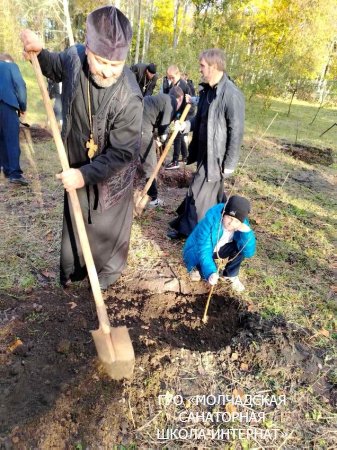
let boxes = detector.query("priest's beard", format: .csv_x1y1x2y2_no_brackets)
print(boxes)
90,73,119,88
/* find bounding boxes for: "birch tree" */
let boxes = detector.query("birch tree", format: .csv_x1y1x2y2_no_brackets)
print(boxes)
134,0,142,63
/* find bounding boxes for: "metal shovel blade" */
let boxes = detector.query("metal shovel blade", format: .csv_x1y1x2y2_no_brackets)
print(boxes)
91,326,135,380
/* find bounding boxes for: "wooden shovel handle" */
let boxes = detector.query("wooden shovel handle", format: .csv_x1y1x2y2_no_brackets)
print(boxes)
29,52,111,334
141,103,191,197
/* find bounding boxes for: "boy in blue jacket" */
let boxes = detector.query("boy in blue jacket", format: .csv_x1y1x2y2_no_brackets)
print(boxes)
183,195,256,293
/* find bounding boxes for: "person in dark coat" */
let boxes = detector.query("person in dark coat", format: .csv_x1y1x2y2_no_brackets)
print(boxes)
21,6,143,290
182,72,196,97
47,79,62,125
164,65,192,170
168,48,245,239
140,86,184,206
0,53,28,185
130,62,158,97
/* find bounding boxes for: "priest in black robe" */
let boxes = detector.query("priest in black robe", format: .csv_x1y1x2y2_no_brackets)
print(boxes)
21,6,143,289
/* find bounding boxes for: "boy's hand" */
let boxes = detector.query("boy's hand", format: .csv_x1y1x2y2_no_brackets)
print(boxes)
208,273,219,285
238,223,250,232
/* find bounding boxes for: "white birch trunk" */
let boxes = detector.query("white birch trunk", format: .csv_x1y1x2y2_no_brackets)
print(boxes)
134,0,142,63
62,0,74,46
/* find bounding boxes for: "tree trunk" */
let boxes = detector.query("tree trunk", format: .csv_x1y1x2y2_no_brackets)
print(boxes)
134,0,142,64
287,85,297,117
142,0,154,60
176,0,189,47
62,0,74,46
173,0,180,49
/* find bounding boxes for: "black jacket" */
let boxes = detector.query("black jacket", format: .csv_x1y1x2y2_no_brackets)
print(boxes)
186,74,244,181
142,93,177,135
130,63,158,97
38,45,143,185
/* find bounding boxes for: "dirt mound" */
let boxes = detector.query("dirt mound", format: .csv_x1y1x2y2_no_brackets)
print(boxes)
134,165,192,191
277,139,334,166
20,125,52,143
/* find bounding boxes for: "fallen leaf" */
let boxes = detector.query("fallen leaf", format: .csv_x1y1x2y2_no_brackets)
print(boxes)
233,388,245,399
41,270,56,279
247,302,255,312
318,329,330,338
67,302,77,310
7,339,23,353
240,363,249,372
231,352,239,361
225,403,237,413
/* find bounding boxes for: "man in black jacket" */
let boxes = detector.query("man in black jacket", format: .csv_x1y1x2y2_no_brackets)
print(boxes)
140,86,183,207
130,62,158,97
164,65,192,170
21,6,143,289
168,48,245,239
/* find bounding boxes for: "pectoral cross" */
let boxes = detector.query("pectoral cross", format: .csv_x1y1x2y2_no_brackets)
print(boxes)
86,134,98,159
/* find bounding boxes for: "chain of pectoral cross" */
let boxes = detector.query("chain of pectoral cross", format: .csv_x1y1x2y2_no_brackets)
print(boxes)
86,77,98,159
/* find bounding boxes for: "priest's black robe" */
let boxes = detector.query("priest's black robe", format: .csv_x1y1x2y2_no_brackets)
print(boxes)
60,62,143,289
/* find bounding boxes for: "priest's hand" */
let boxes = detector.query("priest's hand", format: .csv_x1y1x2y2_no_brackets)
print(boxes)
56,169,85,192
20,29,43,59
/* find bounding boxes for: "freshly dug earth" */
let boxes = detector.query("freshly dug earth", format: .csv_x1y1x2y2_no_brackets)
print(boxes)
2,279,335,448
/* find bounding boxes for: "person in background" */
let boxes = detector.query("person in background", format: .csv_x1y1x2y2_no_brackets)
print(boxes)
21,5,143,290
130,62,158,97
164,65,192,170
161,75,171,94
168,48,245,239
183,196,256,293
182,72,196,97
47,79,63,127
140,86,184,207
0,53,28,186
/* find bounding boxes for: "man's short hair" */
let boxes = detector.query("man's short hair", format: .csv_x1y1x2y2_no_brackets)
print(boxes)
0,53,14,62
167,65,180,76
169,86,184,98
199,48,226,72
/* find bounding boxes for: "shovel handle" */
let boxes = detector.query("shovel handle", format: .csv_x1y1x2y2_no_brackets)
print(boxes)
140,103,191,197
29,52,111,335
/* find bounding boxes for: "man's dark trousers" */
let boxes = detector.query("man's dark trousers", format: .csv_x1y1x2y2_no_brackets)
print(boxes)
213,242,245,277
0,101,23,179
140,129,158,200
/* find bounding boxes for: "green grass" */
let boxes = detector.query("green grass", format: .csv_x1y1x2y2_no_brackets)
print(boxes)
245,95,337,151
17,60,47,125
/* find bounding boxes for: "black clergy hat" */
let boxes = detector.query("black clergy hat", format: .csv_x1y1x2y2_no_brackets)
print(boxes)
147,63,157,74
86,6,132,61
224,196,251,223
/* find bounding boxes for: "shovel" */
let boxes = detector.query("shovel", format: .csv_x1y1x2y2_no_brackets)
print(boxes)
29,52,135,380
134,103,191,216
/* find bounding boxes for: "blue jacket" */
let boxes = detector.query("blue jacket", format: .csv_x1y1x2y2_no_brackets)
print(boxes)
183,203,256,280
0,61,27,111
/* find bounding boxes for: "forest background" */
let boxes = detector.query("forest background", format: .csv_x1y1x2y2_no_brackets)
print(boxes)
1,0,337,113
